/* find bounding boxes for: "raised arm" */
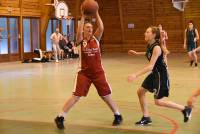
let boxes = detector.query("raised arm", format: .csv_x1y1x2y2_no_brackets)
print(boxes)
94,11,104,41
76,16,85,44
76,7,86,44
127,46,161,82
128,50,146,56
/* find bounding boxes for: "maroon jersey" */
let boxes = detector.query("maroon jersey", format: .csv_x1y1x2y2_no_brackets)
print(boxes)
78,36,103,74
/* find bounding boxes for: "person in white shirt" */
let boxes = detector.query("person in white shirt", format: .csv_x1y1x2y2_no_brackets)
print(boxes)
50,28,63,62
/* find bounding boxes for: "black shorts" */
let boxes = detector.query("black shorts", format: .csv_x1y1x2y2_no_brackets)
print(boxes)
187,42,196,52
141,71,170,99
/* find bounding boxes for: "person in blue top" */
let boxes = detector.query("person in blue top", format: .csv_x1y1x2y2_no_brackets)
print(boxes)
184,21,199,67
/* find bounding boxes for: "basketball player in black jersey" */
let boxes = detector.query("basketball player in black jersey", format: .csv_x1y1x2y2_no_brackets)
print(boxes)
127,26,192,125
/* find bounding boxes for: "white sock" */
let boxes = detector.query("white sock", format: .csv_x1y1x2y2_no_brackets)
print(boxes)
114,111,121,115
58,111,67,117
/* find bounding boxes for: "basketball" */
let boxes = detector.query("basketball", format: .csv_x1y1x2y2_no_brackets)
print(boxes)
82,0,99,16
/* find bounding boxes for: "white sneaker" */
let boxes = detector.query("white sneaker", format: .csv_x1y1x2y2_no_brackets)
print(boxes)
56,59,59,63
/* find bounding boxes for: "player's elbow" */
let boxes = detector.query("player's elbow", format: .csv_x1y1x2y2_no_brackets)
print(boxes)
148,64,154,71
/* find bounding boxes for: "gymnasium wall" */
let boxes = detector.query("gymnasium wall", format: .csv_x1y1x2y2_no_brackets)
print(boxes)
154,0,184,53
98,0,199,53
64,0,188,52
119,0,154,52
184,0,200,34
184,0,200,57
0,0,42,16
99,0,185,52
0,0,200,59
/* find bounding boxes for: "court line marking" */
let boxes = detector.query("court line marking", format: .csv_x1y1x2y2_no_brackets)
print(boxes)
0,99,180,134
0,118,163,134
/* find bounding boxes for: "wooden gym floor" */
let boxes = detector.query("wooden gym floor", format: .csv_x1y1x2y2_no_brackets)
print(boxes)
0,53,200,134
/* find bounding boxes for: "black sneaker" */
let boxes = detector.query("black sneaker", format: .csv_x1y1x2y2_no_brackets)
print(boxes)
195,63,198,67
190,61,194,67
112,114,123,126
135,116,152,126
55,116,65,129
182,106,192,122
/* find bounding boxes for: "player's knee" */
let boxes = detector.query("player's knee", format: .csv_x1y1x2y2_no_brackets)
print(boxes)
154,99,162,106
101,94,111,100
187,98,194,108
72,95,81,102
137,88,145,96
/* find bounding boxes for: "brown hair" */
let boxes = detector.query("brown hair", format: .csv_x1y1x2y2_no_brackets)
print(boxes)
187,21,195,29
149,26,160,43
149,26,167,53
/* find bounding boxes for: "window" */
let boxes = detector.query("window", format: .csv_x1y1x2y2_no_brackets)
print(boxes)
46,20,52,51
23,19,31,52
62,19,75,41
68,19,75,41
46,18,75,51
9,18,19,54
23,18,40,53
46,19,60,51
62,19,67,36
32,19,40,50
0,18,8,54
53,19,59,33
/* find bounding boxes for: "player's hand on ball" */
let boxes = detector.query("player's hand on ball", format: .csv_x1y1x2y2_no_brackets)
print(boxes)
80,5,86,18
128,50,137,55
127,74,137,83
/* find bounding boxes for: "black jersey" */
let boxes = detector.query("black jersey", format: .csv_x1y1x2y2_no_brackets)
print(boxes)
145,42,167,73
143,41,170,99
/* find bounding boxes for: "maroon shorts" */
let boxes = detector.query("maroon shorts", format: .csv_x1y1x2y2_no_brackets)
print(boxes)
73,71,112,97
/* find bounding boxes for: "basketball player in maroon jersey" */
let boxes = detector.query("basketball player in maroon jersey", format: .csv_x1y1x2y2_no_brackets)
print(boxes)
54,9,122,129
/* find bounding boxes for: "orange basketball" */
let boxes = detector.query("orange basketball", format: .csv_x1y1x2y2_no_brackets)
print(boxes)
82,0,99,16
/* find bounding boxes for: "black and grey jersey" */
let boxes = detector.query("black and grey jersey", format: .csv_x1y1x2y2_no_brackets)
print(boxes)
145,42,167,73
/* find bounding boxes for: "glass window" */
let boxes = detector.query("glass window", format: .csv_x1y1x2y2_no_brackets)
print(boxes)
32,19,40,50
62,19,74,41
53,19,59,32
9,18,19,54
68,19,75,41
61,19,67,36
0,18,8,54
23,19,31,52
46,20,52,51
